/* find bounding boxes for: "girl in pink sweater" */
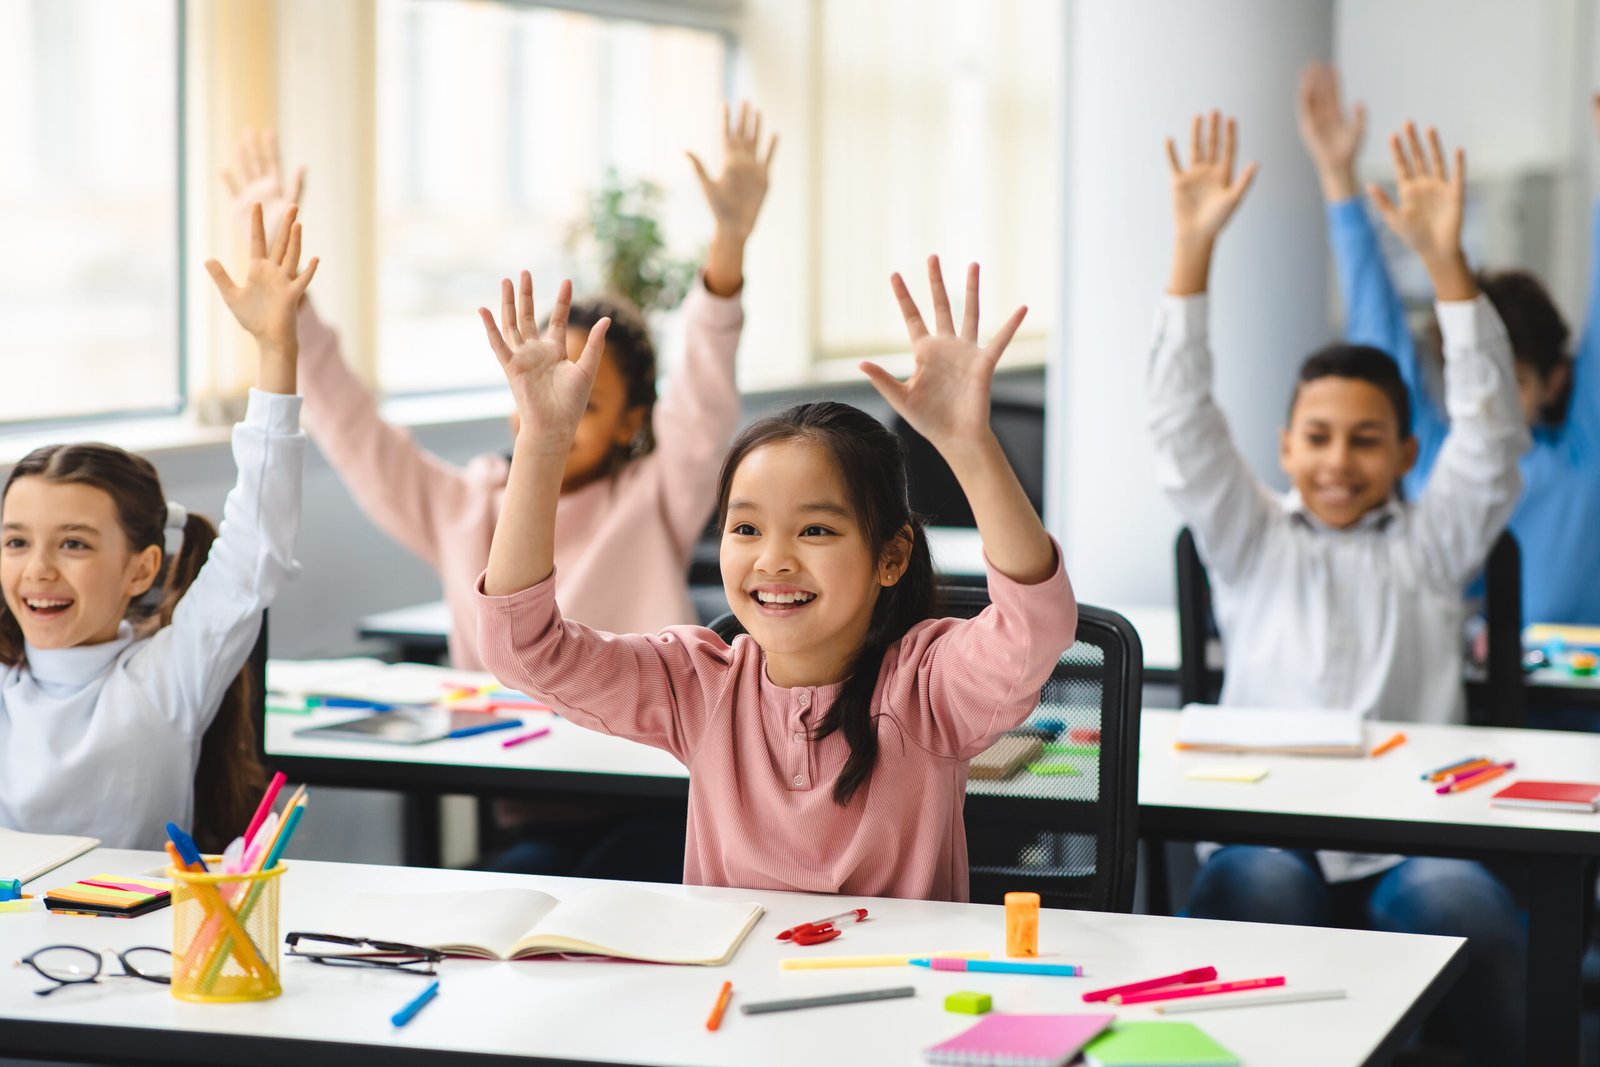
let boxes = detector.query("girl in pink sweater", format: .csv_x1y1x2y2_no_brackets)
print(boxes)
224,108,776,668
474,258,1076,900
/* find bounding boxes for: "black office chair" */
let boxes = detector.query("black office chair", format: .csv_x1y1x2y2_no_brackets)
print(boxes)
708,585,1143,913
1149,526,1527,913
1174,526,1524,725
891,398,1046,527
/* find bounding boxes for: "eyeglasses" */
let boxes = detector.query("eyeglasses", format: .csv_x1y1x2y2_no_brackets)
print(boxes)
14,945,172,997
283,932,442,975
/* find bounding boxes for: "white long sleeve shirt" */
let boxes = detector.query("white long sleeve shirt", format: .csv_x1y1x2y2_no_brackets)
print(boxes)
0,390,304,849
1148,294,1526,881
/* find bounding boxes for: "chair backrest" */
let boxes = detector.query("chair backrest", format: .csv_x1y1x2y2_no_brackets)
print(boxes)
1175,527,1525,727
707,586,1144,913
891,398,1045,527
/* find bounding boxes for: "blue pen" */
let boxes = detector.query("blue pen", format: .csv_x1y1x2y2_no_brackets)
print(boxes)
909,958,1084,977
307,696,398,712
164,822,209,872
260,804,305,870
445,718,523,740
391,980,440,1027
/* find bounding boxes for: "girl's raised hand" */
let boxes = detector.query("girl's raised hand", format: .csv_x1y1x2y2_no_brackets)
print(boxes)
221,128,305,247
687,101,777,244
1296,64,1365,199
478,274,610,454
205,203,319,379
1368,123,1465,265
1167,111,1259,247
861,257,1025,454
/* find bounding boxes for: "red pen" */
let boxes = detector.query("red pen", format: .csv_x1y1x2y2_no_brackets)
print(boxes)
1110,975,1285,1006
776,908,868,941
1082,966,1218,1003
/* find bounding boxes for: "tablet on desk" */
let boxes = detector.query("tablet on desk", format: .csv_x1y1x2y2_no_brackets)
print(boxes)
294,709,503,745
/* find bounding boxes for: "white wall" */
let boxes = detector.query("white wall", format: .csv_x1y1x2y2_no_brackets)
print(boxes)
1050,0,1336,608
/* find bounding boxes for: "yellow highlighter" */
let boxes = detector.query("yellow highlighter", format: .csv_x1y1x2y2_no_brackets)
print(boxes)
779,951,989,971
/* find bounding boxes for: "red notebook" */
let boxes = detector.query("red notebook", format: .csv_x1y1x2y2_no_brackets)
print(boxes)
1489,780,1600,813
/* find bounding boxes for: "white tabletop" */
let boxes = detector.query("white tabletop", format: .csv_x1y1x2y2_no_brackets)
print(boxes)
1,849,1461,1067
1138,710,1600,854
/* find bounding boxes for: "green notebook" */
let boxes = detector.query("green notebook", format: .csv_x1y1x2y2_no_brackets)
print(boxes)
1084,1022,1240,1067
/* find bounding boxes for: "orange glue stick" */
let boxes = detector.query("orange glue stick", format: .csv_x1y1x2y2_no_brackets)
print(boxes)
1005,891,1040,957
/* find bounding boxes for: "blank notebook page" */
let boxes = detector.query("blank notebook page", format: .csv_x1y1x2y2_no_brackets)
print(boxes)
924,1013,1115,1066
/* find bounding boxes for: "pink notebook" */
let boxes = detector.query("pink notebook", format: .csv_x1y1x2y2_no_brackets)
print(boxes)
925,1013,1117,1066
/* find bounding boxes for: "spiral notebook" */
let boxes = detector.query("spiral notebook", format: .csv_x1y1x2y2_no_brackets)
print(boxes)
924,1013,1115,1066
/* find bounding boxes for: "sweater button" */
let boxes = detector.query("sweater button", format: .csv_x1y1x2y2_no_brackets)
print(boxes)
793,775,805,787
793,732,805,743
797,692,811,707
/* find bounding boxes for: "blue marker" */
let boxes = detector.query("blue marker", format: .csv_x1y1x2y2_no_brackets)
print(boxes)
307,696,398,712
391,980,440,1027
445,718,523,740
164,822,209,872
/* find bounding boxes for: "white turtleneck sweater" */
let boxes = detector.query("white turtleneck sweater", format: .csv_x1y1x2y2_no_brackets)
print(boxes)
0,390,303,849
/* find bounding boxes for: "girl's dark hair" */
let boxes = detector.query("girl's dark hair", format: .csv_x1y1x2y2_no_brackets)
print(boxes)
1478,269,1573,426
713,402,939,806
0,444,266,851
568,294,658,473
1289,343,1413,440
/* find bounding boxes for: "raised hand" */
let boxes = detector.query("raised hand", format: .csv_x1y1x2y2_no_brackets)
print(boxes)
1296,63,1365,201
477,274,610,455
1367,123,1472,299
1168,111,1259,248
205,203,319,393
221,128,305,247
860,257,1025,455
689,102,778,296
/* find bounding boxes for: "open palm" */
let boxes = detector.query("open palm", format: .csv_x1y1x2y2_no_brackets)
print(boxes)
1296,63,1365,172
1368,123,1463,262
1168,111,1258,245
688,101,777,242
221,128,304,246
478,274,609,451
205,203,318,352
860,257,1025,450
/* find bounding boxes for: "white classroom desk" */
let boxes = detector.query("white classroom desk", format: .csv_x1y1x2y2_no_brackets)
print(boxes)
268,707,1600,1065
1,849,1461,1067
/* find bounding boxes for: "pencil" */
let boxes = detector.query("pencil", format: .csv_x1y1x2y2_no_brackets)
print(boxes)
1369,732,1406,758
706,980,733,1031
1157,988,1346,1014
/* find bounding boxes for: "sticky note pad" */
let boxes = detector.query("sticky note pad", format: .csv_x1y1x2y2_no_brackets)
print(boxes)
945,991,992,1014
1028,763,1083,777
1184,765,1269,783
1083,1021,1240,1066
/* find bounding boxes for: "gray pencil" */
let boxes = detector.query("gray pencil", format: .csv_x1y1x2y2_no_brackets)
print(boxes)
1156,988,1347,1014
740,986,916,1015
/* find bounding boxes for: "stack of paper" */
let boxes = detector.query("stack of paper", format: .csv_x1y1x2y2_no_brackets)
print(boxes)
1175,704,1365,757
0,828,100,884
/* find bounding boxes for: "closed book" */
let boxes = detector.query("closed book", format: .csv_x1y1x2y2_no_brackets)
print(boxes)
924,1013,1115,1066
1084,1022,1240,1066
1489,780,1600,813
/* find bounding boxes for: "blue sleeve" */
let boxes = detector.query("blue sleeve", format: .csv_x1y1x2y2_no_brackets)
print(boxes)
1568,200,1600,435
1327,199,1448,485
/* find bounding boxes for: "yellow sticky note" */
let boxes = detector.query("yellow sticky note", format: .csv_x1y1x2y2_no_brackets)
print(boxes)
1185,764,1269,783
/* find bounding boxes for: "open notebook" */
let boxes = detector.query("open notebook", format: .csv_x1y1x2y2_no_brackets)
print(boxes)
0,828,100,885
1175,704,1366,757
340,884,763,965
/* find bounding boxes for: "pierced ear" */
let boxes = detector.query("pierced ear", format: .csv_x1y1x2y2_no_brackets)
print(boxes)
879,524,915,586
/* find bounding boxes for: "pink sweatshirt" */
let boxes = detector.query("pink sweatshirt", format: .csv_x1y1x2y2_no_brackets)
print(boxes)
474,545,1077,901
295,282,745,668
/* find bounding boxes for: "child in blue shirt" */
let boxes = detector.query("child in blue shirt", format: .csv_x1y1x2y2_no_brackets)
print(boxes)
1297,63,1600,626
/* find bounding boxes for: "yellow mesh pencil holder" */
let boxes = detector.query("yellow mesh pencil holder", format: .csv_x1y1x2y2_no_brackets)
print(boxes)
168,861,285,1003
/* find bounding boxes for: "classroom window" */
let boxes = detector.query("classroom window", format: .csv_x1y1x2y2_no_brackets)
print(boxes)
374,0,730,396
813,0,1061,363
0,0,182,428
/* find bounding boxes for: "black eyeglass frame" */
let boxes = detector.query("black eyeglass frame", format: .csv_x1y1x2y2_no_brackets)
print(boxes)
284,931,443,974
15,944,173,997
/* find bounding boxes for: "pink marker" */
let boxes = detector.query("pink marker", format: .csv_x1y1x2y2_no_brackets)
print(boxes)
243,772,287,849
501,727,552,748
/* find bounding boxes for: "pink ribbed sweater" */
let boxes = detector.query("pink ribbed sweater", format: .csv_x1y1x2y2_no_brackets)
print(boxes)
295,283,745,668
474,546,1076,901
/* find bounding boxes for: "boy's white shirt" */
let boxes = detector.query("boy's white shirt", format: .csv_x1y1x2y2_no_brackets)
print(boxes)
0,390,304,850
1149,293,1527,882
